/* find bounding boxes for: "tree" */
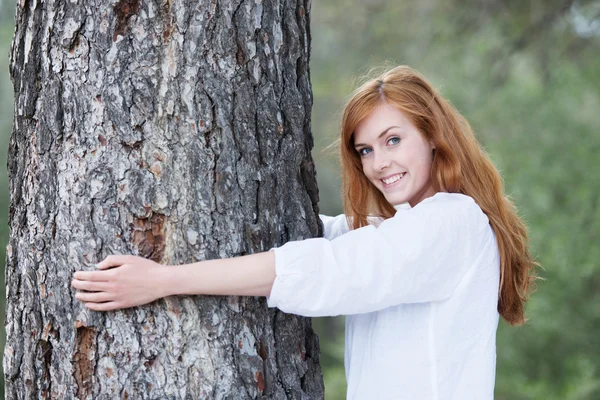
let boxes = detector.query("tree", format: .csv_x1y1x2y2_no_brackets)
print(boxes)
4,0,324,398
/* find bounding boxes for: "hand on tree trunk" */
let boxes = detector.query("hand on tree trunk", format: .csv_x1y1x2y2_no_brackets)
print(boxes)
72,255,171,311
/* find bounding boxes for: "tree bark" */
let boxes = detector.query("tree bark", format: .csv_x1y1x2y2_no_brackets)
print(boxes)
4,0,323,398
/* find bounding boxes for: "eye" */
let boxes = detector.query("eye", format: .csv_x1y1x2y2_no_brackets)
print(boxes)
357,147,372,157
387,136,401,146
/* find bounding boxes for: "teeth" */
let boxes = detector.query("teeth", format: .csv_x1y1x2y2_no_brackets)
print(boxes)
382,173,404,185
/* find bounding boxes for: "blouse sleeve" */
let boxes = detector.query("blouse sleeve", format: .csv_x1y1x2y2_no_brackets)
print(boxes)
319,214,350,240
267,194,492,317
320,212,386,240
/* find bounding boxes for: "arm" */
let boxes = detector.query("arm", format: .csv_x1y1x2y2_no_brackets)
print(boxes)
73,214,349,311
71,252,276,311
170,252,275,297
268,194,493,316
74,195,488,316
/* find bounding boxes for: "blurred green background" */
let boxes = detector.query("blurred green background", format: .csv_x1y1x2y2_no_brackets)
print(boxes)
1,0,599,399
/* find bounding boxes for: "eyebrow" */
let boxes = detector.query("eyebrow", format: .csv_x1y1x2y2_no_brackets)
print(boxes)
354,126,402,148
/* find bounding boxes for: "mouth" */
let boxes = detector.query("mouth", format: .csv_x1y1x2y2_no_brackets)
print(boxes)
381,173,405,186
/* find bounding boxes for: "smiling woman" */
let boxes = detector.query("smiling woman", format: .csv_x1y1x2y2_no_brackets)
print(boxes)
73,65,538,399
353,103,436,207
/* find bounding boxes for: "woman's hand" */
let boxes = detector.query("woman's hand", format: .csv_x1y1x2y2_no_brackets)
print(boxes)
71,255,171,311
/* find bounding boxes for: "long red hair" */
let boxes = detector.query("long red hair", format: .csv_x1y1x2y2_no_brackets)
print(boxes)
339,66,537,325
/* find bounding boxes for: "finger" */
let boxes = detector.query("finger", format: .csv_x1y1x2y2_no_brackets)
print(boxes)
73,270,112,282
76,291,114,303
71,279,110,291
84,301,122,312
96,254,136,270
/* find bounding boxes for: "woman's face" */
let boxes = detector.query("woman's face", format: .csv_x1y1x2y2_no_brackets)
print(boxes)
353,103,436,207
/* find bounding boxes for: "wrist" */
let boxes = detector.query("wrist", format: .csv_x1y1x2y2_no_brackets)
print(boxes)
160,264,179,297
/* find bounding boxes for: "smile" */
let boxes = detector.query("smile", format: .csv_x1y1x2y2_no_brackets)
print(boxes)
381,173,405,185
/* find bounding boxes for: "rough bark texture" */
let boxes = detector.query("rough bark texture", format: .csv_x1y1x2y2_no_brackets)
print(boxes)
5,0,323,398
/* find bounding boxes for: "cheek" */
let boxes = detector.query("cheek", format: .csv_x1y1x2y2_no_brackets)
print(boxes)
417,153,434,176
360,158,370,173
420,147,434,165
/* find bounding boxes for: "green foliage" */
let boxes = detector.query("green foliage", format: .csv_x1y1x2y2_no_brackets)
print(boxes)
310,1,600,399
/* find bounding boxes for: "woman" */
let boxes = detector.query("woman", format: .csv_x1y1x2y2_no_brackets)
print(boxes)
72,66,537,399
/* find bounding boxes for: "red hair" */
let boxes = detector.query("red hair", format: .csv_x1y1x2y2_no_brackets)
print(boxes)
339,66,537,325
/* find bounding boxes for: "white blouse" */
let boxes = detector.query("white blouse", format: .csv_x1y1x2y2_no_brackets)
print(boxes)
267,193,500,399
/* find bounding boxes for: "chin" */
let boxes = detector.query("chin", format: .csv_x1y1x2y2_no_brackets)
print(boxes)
385,196,409,206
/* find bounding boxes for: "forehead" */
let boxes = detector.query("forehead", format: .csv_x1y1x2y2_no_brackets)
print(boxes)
353,103,413,144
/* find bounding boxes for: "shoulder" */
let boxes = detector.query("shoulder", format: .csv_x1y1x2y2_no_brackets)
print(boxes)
417,192,479,209
407,193,486,221
366,193,491,270
383,193,490,241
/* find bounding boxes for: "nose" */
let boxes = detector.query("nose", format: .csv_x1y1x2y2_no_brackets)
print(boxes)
372,151,391,171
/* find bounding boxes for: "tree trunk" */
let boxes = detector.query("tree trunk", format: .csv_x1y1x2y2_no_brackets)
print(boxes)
4,0,323,398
